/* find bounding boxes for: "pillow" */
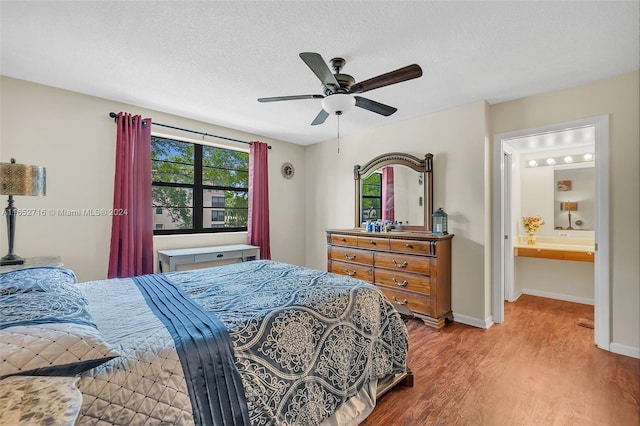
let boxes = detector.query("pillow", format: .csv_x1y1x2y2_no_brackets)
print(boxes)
0,267,78,296
0,274,118,379
0,323,119,378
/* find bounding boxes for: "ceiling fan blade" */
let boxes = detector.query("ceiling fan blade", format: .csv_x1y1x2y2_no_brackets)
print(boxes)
311,109,330,126
299,52,340,92
354,96,398,116
350,64,423,94
258,94,324,103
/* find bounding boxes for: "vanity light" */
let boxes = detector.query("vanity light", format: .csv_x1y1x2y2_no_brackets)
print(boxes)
525,153,594,168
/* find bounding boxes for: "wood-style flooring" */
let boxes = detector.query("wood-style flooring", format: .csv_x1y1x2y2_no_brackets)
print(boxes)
362,295,639,426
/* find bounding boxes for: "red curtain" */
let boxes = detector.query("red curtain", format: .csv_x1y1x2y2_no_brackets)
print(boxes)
248,141,271,260
108,112,153,278
382,166,395,222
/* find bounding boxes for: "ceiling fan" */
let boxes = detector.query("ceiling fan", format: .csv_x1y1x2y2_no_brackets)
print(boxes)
258,52,423,126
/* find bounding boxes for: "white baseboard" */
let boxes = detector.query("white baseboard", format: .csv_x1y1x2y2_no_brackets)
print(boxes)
521,288,594,306
508,289,523,302
453,312,494,329
610,342,640,359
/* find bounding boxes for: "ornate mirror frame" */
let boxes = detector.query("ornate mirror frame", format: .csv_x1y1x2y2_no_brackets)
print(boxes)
354,152,434,231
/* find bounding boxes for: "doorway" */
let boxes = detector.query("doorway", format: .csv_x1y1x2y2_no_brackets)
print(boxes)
492,115,610,351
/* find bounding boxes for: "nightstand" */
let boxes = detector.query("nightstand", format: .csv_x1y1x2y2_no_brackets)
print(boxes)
0,376,82,425
0,256,63,274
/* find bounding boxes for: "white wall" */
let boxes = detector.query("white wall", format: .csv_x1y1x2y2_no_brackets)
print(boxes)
0,76,306,281
515,257,594,304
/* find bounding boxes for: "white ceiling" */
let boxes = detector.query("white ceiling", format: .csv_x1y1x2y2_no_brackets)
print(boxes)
1,1,638,146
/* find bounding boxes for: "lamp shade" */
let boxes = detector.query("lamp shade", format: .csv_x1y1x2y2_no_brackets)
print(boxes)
560,201,578,211
321,94,356,115
0,159,46,196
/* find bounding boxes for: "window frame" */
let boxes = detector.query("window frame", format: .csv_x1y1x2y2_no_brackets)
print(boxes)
151,134,250,235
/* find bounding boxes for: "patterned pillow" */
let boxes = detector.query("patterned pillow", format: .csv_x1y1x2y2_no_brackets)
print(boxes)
0,268,118,378
0,267,78,296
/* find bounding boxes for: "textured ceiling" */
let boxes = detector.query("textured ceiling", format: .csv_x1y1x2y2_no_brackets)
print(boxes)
1,1,638,146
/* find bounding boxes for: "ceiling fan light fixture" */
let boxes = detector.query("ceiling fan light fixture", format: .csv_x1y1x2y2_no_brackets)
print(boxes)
321,94,355,115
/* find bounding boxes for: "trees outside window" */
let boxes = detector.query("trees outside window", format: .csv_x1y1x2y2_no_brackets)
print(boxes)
362,172,381,220
151,136,249,234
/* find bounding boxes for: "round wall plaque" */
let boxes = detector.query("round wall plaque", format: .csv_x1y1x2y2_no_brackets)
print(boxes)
281,162,295,179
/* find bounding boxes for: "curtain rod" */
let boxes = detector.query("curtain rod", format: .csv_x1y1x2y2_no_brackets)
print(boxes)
108,112,271,149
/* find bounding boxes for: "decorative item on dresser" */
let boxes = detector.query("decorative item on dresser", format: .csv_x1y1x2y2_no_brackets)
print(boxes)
326,229,453,330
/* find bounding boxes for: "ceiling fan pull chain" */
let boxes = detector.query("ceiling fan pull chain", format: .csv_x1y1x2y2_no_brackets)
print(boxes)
337,113,340,154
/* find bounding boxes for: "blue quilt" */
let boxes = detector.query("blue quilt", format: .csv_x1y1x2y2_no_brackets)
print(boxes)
164,260,409,425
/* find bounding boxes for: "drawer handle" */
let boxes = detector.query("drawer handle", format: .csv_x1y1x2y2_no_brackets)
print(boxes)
392,259,408,268
369,240,377,245
587,252,593,255
341,238,346,242
392,296,408,305
217,254,224,258
344,254,356,260
405,243,413,248
392,278,409,287
344,269,356,276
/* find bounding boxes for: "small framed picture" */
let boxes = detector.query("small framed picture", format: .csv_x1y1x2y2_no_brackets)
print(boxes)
557,180,572,191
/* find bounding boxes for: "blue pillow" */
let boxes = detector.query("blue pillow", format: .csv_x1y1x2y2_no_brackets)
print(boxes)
0,267,78,296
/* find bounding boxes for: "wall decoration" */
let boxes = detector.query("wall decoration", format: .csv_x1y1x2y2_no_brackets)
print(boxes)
556,180,572,191
281,162,295,179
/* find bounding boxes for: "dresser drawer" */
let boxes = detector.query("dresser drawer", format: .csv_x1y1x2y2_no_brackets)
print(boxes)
330,246,374,266
375,268,431,294
329,260,374,282
330,234,358,247
389,239,433,256
379,287,430,315
357,236,390,251
375,252,431,274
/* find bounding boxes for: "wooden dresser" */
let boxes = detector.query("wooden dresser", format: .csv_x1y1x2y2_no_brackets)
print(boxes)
326,229,453,330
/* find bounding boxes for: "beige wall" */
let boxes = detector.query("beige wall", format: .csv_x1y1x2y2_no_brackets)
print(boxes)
491,70,640,351
0,76,306,281
305,100,491,323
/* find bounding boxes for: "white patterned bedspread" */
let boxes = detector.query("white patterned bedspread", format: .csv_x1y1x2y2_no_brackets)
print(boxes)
76,260,408,425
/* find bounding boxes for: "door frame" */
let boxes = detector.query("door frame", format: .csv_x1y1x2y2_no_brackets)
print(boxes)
492,115,610,350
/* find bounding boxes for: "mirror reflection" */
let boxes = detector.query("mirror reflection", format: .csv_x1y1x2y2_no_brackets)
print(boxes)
360,166,424,226
554,167,594,230
354,152,433,232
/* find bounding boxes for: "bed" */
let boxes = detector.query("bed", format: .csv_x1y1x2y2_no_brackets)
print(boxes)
0,260,410,425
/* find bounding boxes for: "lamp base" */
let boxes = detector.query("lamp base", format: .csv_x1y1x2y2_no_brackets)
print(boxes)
1,254,24,266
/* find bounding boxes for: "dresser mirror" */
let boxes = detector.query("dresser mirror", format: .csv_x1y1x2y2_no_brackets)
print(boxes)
354,152,434,231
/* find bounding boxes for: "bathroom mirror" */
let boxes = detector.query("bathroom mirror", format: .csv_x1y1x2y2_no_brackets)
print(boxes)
354,152,433,231
554,166,594,230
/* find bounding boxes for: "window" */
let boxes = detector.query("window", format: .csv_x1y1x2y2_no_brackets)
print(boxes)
155,223,164,230
151,136,249,234
362,172,381,221
211,209,225,222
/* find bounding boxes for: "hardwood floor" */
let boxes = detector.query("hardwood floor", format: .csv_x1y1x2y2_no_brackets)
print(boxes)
362,295,639,426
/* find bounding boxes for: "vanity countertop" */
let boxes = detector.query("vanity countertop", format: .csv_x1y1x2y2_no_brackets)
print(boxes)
514,236,595,252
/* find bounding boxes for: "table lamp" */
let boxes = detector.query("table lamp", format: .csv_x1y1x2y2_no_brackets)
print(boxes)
0,158,46,265
560,201,578,230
